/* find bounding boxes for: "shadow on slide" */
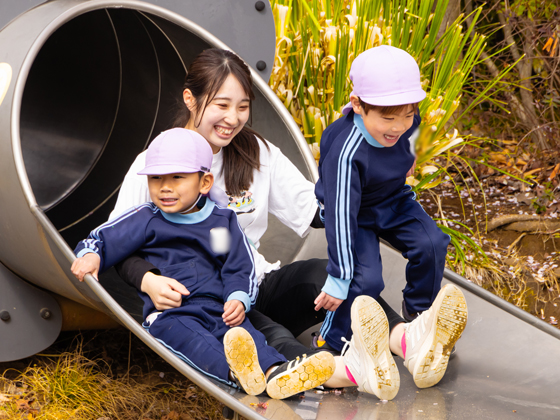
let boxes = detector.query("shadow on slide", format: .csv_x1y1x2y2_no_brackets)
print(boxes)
0,1,559,419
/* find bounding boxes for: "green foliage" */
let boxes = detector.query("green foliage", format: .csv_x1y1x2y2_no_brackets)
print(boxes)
463,0,560,150
269,0,517,194
268,0,528,268
510,0,557,20
531,181,556,214
437,218,490,274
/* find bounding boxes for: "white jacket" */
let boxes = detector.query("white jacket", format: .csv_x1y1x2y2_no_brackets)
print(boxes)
110,138,317,283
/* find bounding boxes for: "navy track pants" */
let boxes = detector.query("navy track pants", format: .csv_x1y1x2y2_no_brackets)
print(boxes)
145,297,286,386
321,187,449,351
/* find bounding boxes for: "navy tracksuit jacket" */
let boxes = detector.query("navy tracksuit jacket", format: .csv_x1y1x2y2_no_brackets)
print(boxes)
315,111,450,351
75,199,285,385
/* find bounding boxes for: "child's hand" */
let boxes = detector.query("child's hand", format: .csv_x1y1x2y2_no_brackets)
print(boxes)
223,300,245,327
314,291,344,312
141,272,190,310
71,253,101,282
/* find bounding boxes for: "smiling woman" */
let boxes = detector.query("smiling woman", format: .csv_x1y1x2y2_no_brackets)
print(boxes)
0,0,315,371
184,74,251,154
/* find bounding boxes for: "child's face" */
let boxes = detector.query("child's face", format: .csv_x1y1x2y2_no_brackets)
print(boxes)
184,74,250,154
148,172,213,214
351,97,415,147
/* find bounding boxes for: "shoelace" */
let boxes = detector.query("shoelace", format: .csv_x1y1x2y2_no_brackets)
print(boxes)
286,355,302,370
340,337,351,356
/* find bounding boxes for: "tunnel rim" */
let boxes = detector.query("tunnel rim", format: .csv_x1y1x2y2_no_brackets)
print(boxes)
11,0,316,236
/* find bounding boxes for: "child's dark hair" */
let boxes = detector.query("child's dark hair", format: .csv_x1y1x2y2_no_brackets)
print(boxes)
173,48,269,196
358,97,419,116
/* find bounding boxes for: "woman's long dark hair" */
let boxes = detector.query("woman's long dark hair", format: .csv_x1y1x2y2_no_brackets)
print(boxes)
173,48,268,196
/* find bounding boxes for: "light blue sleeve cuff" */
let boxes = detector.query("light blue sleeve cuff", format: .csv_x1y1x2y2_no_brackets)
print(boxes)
321,274,351,300
76,249,98,258
227,291,251,313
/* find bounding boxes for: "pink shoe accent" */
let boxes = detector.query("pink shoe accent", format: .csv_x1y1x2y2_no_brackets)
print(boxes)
343,408,359,420
401,333,407,358
346,366,357,385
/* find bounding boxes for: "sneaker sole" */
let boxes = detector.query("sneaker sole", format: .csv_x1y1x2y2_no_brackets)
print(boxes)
224,327,266,396
266,352,335,399
351,296,400,400
411,284,468,389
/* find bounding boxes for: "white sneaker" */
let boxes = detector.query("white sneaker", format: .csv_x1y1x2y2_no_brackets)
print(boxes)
342,295,400,400
403,284,468,388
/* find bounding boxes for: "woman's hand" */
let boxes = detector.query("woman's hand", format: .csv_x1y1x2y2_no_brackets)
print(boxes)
314,291,344,312
71,253,101,282
140,272,190,310
223,300,245,327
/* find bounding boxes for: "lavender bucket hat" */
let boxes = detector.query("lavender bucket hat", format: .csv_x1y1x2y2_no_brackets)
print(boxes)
341,45,426,114
138,128,229,207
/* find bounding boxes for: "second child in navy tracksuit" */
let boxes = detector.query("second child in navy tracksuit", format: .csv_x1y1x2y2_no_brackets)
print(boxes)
314,46,451,352
72,128,335,399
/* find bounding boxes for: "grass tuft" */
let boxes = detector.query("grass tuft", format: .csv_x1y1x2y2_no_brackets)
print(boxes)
0,331,224,420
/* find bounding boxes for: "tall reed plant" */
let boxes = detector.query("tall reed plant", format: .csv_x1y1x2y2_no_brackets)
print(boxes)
269,0,515,184
268,0,518,272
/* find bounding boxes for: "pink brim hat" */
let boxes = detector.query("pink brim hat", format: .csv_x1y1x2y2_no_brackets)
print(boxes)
341,45,427,115
138,128,229,207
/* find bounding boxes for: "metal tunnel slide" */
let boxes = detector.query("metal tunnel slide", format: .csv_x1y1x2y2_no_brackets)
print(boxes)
1,1,560,419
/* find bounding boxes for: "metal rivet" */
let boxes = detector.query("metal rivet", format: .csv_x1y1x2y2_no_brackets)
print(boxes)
40,308,52,319
0,311,10,321
256,61,267,71
255,1,265,12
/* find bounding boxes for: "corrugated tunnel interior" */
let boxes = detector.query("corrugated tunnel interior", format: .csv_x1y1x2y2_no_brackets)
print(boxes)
19,8,206,247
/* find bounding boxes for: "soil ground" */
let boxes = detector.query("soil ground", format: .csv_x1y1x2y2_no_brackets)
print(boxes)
419,151,560,328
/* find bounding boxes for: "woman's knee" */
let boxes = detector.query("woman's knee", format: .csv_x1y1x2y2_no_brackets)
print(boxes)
297,258,328,285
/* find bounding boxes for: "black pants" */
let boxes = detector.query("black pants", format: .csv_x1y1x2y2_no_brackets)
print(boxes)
247,258,404,360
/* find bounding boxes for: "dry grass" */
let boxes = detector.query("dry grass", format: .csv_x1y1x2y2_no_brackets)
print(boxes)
462,247,560,323
0,330,224,420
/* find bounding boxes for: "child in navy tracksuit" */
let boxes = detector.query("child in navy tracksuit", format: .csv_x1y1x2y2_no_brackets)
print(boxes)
314,46,450,352
72,128,334,399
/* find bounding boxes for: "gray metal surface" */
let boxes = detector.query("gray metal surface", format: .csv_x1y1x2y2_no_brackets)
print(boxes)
98,229,560,420
2,1,559,419
0,0,274,81
0,262,62,362
0,0,309,416
0,0,307,310
0,1,45,31
139,0,276,81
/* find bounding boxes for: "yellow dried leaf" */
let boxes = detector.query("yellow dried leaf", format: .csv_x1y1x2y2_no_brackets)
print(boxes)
406,176,420,186
421,165,439,176
488,153,507,163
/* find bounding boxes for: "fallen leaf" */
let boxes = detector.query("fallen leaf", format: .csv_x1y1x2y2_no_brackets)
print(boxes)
549,163,560,180
161,411,180,420
16,399,31,411
525,167,543,176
